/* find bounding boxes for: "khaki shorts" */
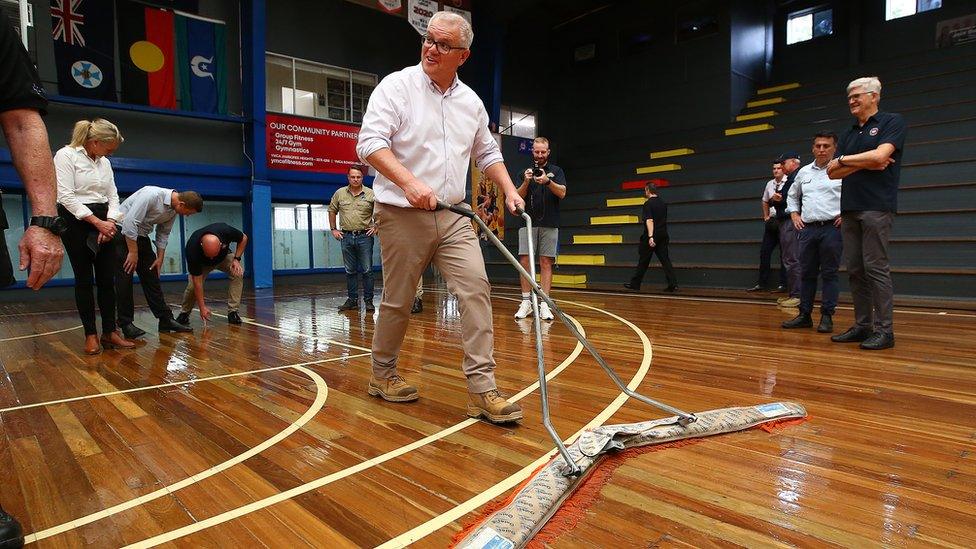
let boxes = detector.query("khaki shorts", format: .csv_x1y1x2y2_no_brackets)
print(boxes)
518,226,559,258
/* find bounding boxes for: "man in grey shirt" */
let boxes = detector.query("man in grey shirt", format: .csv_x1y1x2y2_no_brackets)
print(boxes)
781,132,843,333
114,186,202,337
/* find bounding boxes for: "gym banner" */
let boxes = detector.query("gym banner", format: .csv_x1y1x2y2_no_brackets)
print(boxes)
266,113,362,174
471,159,504,240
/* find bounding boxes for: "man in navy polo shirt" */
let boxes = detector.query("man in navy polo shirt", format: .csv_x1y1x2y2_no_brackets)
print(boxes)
827,76,906,351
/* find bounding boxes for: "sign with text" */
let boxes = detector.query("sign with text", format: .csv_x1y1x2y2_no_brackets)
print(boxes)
266,113,362,173
408,0,437,34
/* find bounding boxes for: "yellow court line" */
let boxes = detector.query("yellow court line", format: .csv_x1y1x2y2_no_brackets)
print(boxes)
0,325,82,342
375,298,654,548
123,304,591,548
24,362,339,545
515,286,976,319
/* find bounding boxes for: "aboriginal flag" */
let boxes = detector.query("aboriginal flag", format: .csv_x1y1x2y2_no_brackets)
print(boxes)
118,0,175,108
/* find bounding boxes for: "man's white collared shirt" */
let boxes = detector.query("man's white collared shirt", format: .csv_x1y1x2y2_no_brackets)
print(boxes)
356,64,504,208
788,161,842,222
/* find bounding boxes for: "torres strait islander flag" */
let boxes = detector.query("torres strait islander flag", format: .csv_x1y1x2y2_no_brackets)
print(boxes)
118,0,176,108
50,0,117,101
175,12,226,114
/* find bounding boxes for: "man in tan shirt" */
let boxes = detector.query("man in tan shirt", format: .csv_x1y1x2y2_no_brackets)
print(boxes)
328,165,376,312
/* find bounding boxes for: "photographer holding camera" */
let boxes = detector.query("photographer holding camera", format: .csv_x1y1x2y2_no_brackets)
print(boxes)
514,136,566,321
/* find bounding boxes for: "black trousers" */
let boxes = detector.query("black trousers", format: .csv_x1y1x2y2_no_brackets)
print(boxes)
0,193,15,288
757,219,786,288
629,234,677,288
59,204,118,335
114,234,173,326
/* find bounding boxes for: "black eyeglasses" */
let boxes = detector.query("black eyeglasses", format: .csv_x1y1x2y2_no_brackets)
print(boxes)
422,34,466,54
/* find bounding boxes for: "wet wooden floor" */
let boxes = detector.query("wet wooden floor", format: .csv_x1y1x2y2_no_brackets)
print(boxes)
0,280,973,547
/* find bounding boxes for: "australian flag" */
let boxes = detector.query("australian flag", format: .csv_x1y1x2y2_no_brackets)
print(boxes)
51,0,116,101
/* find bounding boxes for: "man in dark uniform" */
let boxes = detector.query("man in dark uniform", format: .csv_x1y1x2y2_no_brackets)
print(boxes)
624,182,677,292
0,12,67,548
828,76,906,351
176,222,248,326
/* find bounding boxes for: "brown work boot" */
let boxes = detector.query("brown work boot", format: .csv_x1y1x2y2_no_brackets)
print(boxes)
467,389,523,423
367,375,419,402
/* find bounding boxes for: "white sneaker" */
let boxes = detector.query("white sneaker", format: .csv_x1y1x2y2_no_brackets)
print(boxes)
538,301,555,321
514,300,533,319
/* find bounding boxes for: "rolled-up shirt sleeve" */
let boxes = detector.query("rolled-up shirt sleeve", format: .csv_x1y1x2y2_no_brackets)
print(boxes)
356,76,402,162
119,197,149,242
472,107,503,172
106,161,121,221
154,215,175,250
54,149,93,220
787,174,802,214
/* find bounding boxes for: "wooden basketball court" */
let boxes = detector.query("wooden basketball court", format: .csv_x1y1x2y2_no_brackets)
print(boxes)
1,280,973,547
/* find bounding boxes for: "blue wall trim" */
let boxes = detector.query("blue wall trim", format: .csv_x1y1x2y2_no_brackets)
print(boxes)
49,94,245,123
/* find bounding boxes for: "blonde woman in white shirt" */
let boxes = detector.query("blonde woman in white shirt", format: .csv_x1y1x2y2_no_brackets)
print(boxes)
55,119,135,355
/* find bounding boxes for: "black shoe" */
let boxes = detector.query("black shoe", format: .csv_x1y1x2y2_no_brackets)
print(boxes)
227,311,242,325
622,282,639,291
337,298,358,311
663,285,678,292
831,326,872,343
860,332,894,350
772,285,786,293
817,314,833,333
159,317,192,333
411,297,423,314
120,323,147,339
364,302,375,313
781,313,812,329
176,312,190,325
0,508,23,549
747,284,766,292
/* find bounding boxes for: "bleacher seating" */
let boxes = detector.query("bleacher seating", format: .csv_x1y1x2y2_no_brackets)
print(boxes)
486,44,976,304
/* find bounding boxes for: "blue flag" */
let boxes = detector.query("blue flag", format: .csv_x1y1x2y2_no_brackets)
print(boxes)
175,12,226,114
50,0,116,101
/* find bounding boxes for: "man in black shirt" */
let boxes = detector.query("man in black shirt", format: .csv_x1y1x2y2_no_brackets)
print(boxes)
0,12,66,547
827,76,905,351
176,223,248,325
514,137,567,321
624,182,677,292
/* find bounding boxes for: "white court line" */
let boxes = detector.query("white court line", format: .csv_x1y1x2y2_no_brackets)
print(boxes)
215,313,372,353
0,325,82,342
0,353,368,414
122,307,590,548
23,360,342,545
376,297,654,548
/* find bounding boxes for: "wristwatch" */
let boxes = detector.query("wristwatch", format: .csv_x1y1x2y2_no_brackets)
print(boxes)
30,215,68,236
233,256,242,262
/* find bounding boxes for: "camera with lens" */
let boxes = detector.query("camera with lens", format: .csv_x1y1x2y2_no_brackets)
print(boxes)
531,166,545,178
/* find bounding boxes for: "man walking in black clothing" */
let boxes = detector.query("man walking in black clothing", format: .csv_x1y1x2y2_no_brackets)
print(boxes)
624,182,677,292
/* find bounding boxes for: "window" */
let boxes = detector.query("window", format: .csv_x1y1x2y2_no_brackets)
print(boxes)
499,106,536,139
265,53,378,123
787,7,832,45
886,0,941,21
272,203,311,270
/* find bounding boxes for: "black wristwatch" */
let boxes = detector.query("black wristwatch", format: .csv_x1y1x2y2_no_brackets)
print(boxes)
30,215,68,236
233,256,242,262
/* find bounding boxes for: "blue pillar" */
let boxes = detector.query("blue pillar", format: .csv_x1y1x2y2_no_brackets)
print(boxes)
241,0,272,288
